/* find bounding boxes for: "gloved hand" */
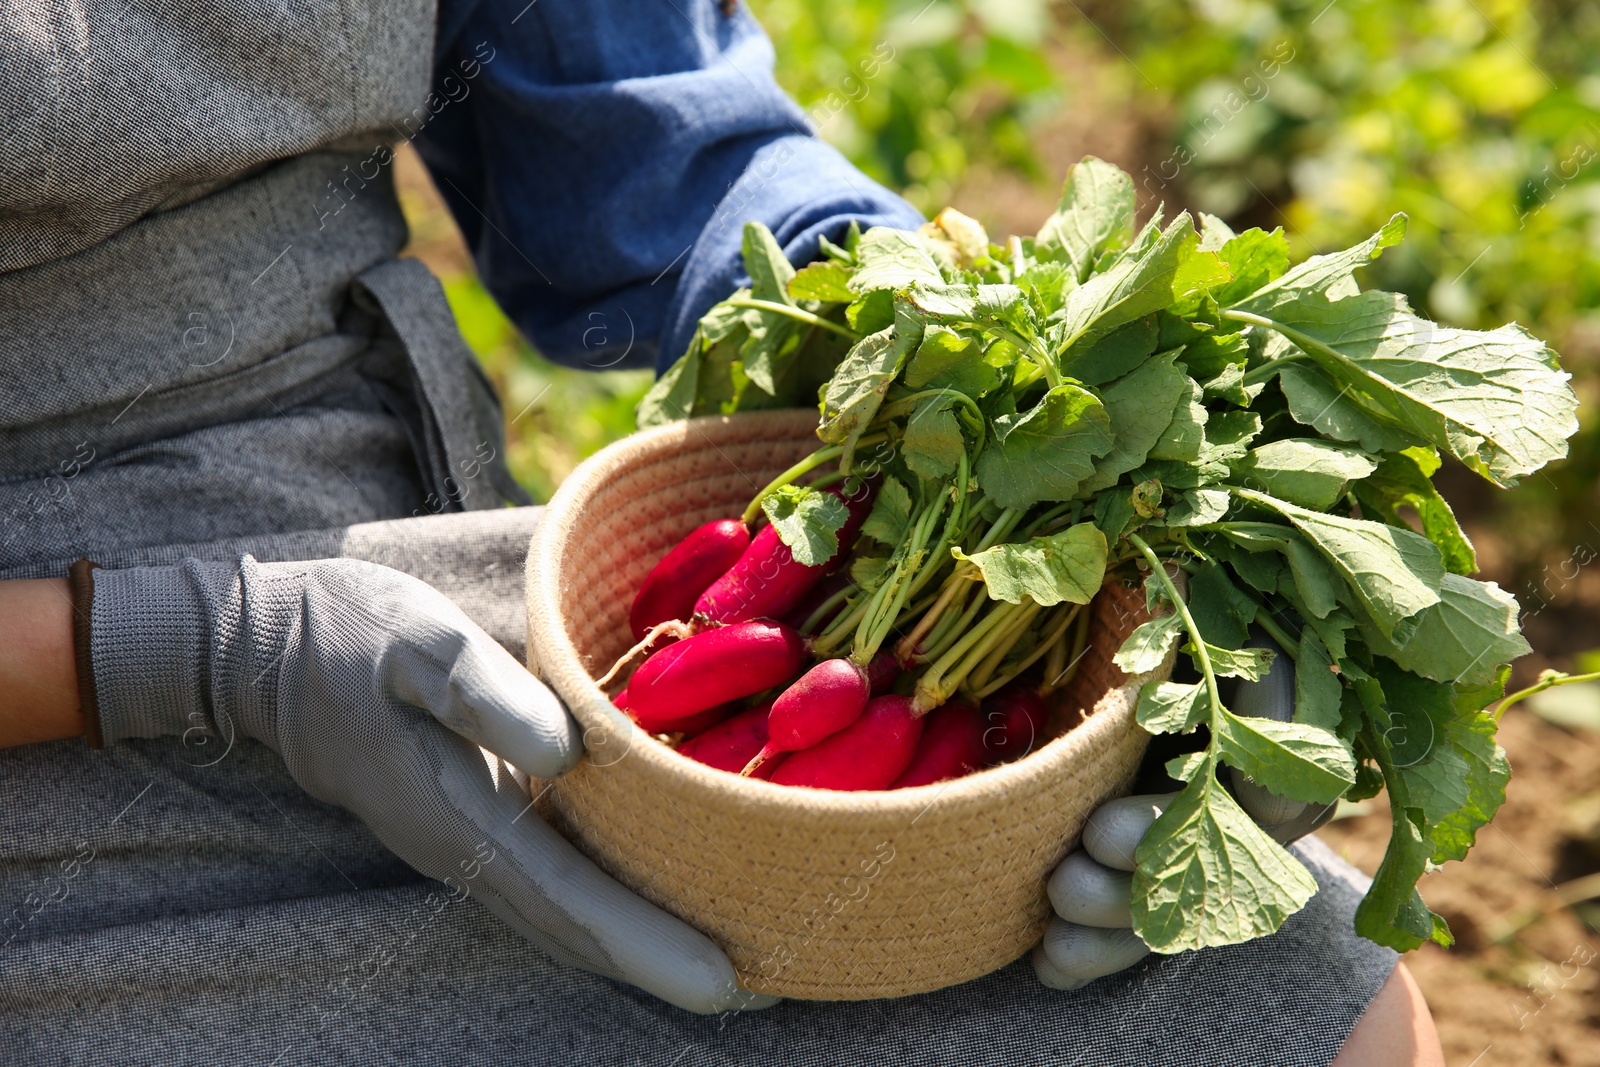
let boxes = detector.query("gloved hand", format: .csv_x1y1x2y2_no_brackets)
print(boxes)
1032,637,1337,990
86,555,772,1014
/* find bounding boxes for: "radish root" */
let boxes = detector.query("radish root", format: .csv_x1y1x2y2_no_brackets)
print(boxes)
597,619,697,690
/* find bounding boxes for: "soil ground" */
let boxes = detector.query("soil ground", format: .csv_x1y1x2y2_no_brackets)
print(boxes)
1320,705,1600,1067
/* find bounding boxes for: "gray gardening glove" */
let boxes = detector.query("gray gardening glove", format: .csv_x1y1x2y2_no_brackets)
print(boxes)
1033,637,1336,990
87,555,772,1014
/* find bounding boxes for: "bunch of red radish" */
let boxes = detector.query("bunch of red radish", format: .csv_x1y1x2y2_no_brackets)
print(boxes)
610,488,1057,791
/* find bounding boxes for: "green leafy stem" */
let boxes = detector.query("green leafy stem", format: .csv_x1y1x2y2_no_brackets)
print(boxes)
913,598,1042,710
1223,307,1385,401
818,451,975,665
992,325,1062,388
876,388,990,455
742,434,886,526
894,507,1022,660
851,455,966,665
1494,669,1600,717
723,297,860,341
1129,532,1223,734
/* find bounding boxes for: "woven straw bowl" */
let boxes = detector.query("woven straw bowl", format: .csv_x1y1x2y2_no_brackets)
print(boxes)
525,409,1160,1000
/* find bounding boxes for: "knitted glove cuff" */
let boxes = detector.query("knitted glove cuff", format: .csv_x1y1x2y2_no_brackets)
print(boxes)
88,556,303,750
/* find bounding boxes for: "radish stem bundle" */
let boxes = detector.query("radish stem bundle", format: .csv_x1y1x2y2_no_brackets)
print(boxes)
635,156,1580,956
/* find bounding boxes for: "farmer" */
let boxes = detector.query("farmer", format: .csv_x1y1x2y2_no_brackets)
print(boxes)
0,1,1440,1063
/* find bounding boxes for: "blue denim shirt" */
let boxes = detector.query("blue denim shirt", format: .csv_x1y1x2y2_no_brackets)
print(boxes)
415,0,923,373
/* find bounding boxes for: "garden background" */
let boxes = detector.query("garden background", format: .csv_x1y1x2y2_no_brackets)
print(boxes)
396,2,1600,1060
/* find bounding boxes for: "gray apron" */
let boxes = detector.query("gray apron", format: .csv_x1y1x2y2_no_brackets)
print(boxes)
0,4,1397,1064
0,0,526,579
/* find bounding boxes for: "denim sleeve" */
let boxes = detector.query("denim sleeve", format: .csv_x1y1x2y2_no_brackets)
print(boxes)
416,0,924,373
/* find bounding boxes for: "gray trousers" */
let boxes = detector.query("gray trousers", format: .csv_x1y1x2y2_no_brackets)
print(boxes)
0,508,1395,1066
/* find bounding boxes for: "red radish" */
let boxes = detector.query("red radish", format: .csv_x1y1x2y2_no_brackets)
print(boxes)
890,701,986,788
664,701,738,736
695,522,813,625
695,486,874,625
674,704,787,780
616,689,734,735
983,684,1050,764
742,658,869,776
866,651,900,697
629,519,750,639
768,695,924,791
676,702,772,774
626,620,806,732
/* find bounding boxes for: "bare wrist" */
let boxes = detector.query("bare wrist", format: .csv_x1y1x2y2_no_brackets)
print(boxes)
0,576,86,747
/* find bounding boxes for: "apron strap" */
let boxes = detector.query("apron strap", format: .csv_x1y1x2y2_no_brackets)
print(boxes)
352,258,532,512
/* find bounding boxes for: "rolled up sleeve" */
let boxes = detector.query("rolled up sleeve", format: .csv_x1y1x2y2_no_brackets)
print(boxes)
416,0,923,372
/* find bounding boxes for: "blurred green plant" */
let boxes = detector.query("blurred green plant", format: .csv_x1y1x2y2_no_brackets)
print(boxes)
441,276,652,502
752,0,1063,211
1089,0,1600,587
